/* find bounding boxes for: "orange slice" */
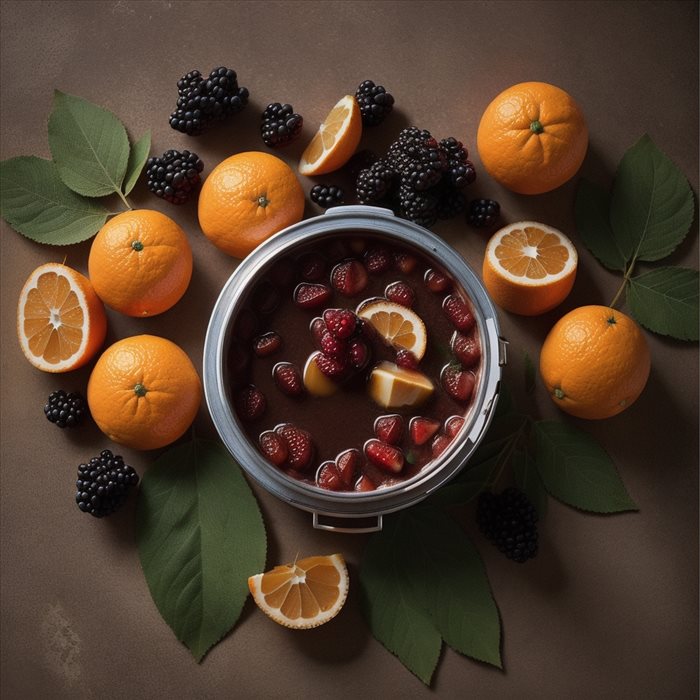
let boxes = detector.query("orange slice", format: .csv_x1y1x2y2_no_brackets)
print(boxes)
17,263,107,373
298,95,362,176
357,299,427,359
368,361,435,409
248,553,349,629
482,221,578,316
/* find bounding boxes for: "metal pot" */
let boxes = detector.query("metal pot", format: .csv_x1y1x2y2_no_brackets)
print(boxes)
203,205,507,532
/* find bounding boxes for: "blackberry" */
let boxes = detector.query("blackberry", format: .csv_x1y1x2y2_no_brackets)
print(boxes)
388,127,447,191
477,488,538,563
355,80,394,127
75,450,140,518
356,159,395,204
468,198,500,228
261,103,303,148
169,66,249,135
436,188,467,220
44,390,88,429
145,150,204,204
310,184,344,208
398,183,438,227
439,137,476,189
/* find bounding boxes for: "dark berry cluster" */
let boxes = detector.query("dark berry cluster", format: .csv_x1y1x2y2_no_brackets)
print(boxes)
310,184,344,208
261,103,303,148
146,150,204,204
76,450,140,518
467,198,501,228
44,390,88,429
355,127,479,227
169,67,249,135
477,488,539,563
355,79,394,127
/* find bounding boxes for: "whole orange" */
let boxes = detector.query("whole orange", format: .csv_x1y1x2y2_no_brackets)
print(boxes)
87,334,202,450
198,151,305,258
477,81,588,195
539,306,650,419
88,210,192,317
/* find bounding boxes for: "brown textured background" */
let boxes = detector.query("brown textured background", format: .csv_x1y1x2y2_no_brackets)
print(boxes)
1,1,698,697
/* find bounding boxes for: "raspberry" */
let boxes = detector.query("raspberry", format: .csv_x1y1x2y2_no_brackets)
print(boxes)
273,362,304,397
259,430,288,467
253,332,283,358
294,283,332,309
441,365,475,403
443,294,475,332
235,385,266,421
374,415,404,445
385,281,415,308
409,417,441,446
330,260,369,296
323,308,357,339
364,439,404,473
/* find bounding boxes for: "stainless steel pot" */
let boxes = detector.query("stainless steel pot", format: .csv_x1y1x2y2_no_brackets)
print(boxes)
203,205,507,532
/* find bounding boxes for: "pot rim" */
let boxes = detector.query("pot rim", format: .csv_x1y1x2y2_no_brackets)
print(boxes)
203,205,505,521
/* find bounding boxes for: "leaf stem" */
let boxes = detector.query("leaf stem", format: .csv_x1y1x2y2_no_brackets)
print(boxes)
116,188,132,211
609,258,636,309
488,416,529,489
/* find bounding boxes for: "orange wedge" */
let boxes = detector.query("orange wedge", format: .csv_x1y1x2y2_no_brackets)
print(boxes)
298,95,362,176
482,221,577,316
248,553,349,629
17,263,107,373
357,299,427,359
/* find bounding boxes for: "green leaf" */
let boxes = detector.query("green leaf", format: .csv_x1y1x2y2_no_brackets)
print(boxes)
0,156,109,244
627,266,699,341
360,507,501,685
136,439,266,662
523,351,536,395
575,178,626,271
609,134,695,263
512,449,548,518
123,131,151,195
48,90,130,198
427,455,499,507
534,421,638,513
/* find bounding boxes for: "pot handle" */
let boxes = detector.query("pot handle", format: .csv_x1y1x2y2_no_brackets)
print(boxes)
323,204,396,219
313,512,383,533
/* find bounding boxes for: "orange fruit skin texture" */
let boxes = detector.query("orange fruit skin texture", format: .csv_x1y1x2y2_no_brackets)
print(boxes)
87,334,202,450
88,210,193,317
477,81,588,195
198,151,305,258
539,306,651,420
17,263,107,373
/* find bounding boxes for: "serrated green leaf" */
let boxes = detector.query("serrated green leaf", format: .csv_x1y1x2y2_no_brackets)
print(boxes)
123,131,151,195
534,421,637,513
427,454,499,507
0,156,109,244
609,134,694,263
627,266,699,341
48,90,130,198
360,507,501,685
512,449,548,518
575,178,626,271
360,514,443,685
136,439,266,662
523,351,536,395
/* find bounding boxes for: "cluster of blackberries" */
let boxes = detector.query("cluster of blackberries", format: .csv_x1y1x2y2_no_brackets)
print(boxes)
76,450,140,518
146,150,204,204
355,127,481,227
310,183,344,208
355,80,394,127
477,487,539,563
261,103,304,148
44,390,88,429
169,66,249,135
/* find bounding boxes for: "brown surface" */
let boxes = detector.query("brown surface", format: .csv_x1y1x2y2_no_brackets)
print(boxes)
1,1,698,697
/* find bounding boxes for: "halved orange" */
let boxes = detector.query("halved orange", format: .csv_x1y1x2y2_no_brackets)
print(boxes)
248,553,349,629
357,299,427,359
298,95,362,176
17,263,107,372
482,221,577,316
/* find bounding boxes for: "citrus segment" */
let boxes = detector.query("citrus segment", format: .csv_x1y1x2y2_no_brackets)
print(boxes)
539,306,650,419
17,263,107,373
88,209,192,317
248,553,349,629
483,221,577,316
477,81,588,194
87,334,202,450
198,151,304,258
298,95,362,176
357,299,427,359
368,361,435,409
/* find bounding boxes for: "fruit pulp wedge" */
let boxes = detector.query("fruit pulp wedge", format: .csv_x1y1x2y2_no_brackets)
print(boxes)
357,299,427,360
248,553,349,629
368,361,435,409
298,95,362,176
16,263,107,373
